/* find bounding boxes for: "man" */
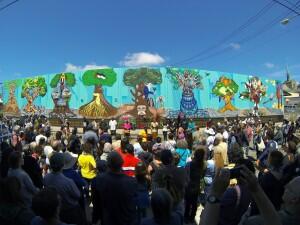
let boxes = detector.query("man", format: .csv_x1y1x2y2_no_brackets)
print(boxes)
92,152,138,225
44,153,86,225
82,124,99,145
35,128,47,145
109,118,118,137
99,128,112,144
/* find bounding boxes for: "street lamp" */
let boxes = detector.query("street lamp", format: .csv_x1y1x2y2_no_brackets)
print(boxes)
281,14,299,25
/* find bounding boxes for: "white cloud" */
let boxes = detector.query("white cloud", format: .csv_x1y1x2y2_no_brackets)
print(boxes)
119,52,165,67
229,42,241,50
264,62,275,69
64,63,109,72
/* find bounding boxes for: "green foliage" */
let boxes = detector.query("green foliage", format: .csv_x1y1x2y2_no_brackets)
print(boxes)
4,79,22,89
212,77,239,97
123,68,162,87
82,69,117,87
50,73,76,88
21,77,47,98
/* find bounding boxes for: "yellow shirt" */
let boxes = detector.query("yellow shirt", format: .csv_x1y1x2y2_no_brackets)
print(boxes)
78,153,96,179
139,130,148,142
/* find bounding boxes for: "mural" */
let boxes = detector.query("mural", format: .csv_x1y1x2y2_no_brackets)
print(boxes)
79,69,117,118
166,68,203,115
3,79,22,116
239,76,267,115
123,68,162,118
50,73,76,117
1,67,284,119
212,76,239,113
21,77,47,113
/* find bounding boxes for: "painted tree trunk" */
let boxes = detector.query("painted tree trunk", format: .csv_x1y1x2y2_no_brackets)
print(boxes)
79,85,117,118
3,85,20,115
24,95,37,113
128,83,152,117
219,95,236,113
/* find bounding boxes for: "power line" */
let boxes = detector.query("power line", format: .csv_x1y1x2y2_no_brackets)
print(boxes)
272,0,300,15
0,0,20,13
170,2,275,66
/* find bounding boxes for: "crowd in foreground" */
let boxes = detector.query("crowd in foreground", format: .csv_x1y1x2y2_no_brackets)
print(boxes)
0,115,300,225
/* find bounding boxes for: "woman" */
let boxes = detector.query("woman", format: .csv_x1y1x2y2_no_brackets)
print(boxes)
123,120,132,137
175,139,191,167
78,143,97,198
184,146,206,224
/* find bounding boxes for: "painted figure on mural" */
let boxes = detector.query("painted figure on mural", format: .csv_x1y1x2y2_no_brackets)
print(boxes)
3,80,21,116
167,68,203,115
240,77,266,116
50,73,76,116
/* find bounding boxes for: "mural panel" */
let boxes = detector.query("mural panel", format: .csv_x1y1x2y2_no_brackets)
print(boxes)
1,67,284,119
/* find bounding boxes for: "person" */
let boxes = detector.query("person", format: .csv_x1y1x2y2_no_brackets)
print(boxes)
283,141,296,167
200,167,282,225
217,159,254,225
112,133,122,150
152,150,188,209
251,151,285,215
44,152,86,225
35,128,47,145
109,118,118,137
99,128,112,144
175,139,191,167
164,133,176,152
123,120,132,137
82,124,99,145
148,150,162,177
212,133,229,170
141,188,183,225
162,121,168,141
0,177,35,225
151,120,159,139
122,144,141,177
205,128,215,158
135,162,151,224
78,143,97,197
184,146,206,224
134,135,144,156
274,125,283,146
92,151,138,225
8,151,38,207
177,126,185,140
0,141,13,178
31,188,74,225
68,128,81,155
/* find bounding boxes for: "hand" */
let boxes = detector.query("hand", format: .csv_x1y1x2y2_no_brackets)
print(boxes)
239,165,260,193
210,168,230,198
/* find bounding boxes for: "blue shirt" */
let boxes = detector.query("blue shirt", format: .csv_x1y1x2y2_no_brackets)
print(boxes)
175,148,191,167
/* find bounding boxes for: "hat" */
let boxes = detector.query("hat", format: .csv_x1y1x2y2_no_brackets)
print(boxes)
63,151,77,170
205,128,215,136
49,153,64,170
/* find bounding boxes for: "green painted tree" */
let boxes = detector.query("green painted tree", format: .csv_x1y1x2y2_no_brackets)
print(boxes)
123,68,162,117
50,73,76,115
79,68,117,118
212,76,239,113
21,77,47,113
3,79,22,115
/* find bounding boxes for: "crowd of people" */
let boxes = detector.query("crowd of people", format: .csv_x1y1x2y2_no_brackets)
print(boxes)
0,114,300,225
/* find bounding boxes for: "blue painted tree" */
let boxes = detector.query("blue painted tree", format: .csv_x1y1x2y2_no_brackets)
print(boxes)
166,68,203,114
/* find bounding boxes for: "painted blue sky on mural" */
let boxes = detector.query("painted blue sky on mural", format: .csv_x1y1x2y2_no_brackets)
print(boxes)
0,0,299,82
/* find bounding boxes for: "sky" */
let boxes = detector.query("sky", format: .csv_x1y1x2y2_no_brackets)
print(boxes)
0,0,299,83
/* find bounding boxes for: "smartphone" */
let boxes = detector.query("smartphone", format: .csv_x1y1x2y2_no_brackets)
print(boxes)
229,167,242,179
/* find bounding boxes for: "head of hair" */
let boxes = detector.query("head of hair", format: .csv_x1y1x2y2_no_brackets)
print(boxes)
266,129,274,140
288,141,297,154
38,137,46,146
147,134,153,142
173,152,180,166
137,135,143,143
115,134,122,140
8,151,22,169
125,144,134,155
168,133,174,140
107,151,124,172
192,145,206,166
176,139,188,149
151,188,173,225
120,137,129,152
160,150,173,166
268,151,284,170
72,128,77,135
141,142,148,152
81,143,93,154
55,131,63,140
156,136,162,144
32,188,60,221
135,161,148,183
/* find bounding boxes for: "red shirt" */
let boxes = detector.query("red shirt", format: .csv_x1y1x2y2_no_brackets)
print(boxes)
116,148,127,160
122,154,140,177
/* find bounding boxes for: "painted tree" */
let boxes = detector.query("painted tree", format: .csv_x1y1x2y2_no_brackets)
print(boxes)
212,76,239,113
50,73,76,116
79,68,117,118
239,76,266,114
166,68,203,114
3,79,22,115
21,77,47,113
123,68,162,117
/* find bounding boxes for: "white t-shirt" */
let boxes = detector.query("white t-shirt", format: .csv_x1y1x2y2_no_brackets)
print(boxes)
35,134,47,145
109,120,117,131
